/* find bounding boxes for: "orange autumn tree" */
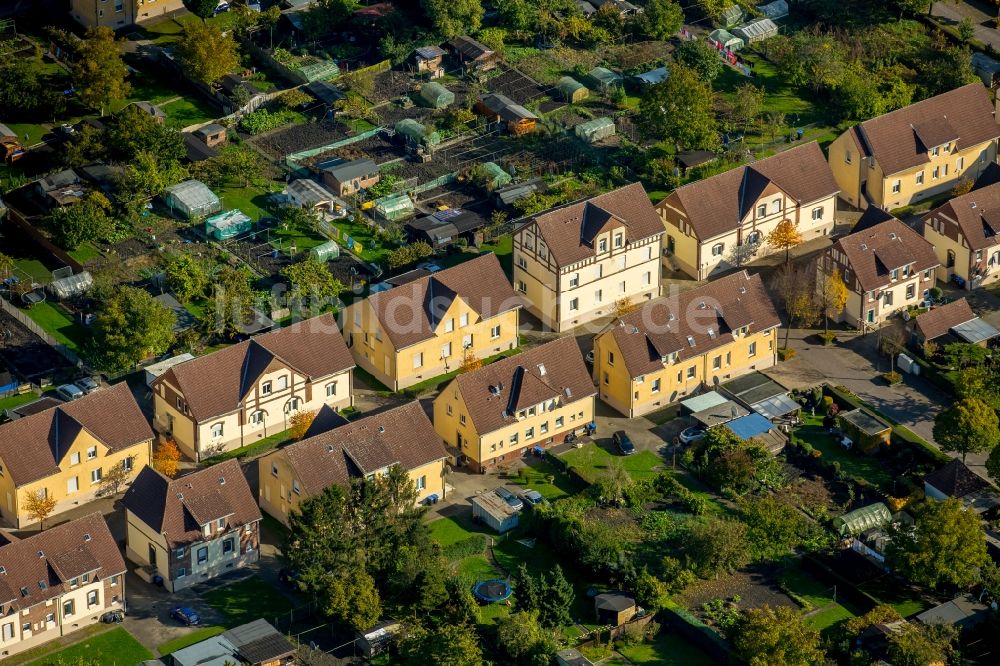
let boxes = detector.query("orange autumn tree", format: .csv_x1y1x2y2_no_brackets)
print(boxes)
153,440,182,478
767,219,803,265
24,490,57,531
289,410,317,441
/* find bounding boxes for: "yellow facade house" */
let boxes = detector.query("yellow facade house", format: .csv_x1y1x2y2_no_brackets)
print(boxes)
0,513,126,659
0,383,153,528
151,313,355,461
592,271,781,417
657,142,840,280
433,337,596,473
70,0,186,29
922,170,1000,290
259,401,449,524
342,253,521,391
820,209,939,329
511,183,664,332
828,83,1000,211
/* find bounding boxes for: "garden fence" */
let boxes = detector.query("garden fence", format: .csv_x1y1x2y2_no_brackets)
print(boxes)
284,126,384,167
0,296,82,368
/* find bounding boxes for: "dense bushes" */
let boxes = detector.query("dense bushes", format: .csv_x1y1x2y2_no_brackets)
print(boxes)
240,108,301,135
442,535,487,561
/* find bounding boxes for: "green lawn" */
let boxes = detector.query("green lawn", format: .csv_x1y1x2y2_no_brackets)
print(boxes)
157,626,226,656
162,96,220,130
217,184,277,222
66,242,102,265
791,414,894,489
428,515,487,547
201,576,296,628
560,443,663,484
779,564,860,635
27,627,152,665
513,457,587,500
0,391,41,411
25,301,89,351
671,472,728,515
427,517,511,625
4,121,49,147
201,427,292,464
271,225,328,255
618,630,717,666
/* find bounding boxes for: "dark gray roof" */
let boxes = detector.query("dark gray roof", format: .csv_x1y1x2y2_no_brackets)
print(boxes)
415,45,446,60
324,158,378,182
225,619,295,664
306,79,346,104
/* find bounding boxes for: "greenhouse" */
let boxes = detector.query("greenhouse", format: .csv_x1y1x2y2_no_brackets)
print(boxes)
575,117,615,144
309,240,340,261
205,210,252,240
374,193,415,222
394,118,441,147
556,76,589,103
734,18,779,44
709,28,744,51
163,180,222,219
480,162,512,189
418,82,454,109
587,66,622,92
756,0,788,19
832,503,892,538
296,56,340,83
47,271,92,300
720,4,744,27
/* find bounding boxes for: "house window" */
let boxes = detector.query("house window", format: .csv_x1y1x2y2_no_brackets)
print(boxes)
644,271,651,285
555,416,564,428
812,207,823,221
712,356,721,370
326,382,337,397
416,475,426,490
223,538,235,554
932,167,939,180
197,547,208,564
491,325,501,339
540,422,548,434
687,366,696,379
599,239,608,252
525,426,534,439
177,568,186,578
460,313,469,327
261,381,272,395
277,376,287,390
90,468,102,485
87,446,97,460
958,156,965,171
517,255,527,269
569,298,579,311
595,289,602,303
271,463,278,477
87,591,98,608
413,352,423,369
70,452,80,465
510,433,518,445
890,269,899,281
892,180,901,193
284,398,301,414
615,233,623,248
845,150,853,164
607,351,615,366
603,372,609,385
63,600,74,618
444,318,455,333
906,284,916,299
749,341,757,357
218,517,225,529
517,280,527,293
374,329,382,342
771,199,781,213
211,423,224,438
46,612,55,623
175,547,185,558
651,378,661,393
931,146,939,157
460,414,466,425
883,291,893,306
916,171,924,185
712,243,724,256
176,397,185,411
756,203,767,217
569,273,579,287
441,342,452,358
122,457,133,472
67,477,79,493
250,410,264,425
462,334,473,349
447,404,453,416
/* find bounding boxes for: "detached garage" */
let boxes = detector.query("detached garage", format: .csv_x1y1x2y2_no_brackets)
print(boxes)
471,493,518,533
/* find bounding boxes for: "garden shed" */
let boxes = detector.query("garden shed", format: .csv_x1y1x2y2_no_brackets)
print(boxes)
163,179,221,219
205,210,252,240
720,4,744,26
575,117,615,144
709,28,744,51
832,503,892,538
417,82,454,109
310,240,340,261
374,193,415,222
471,492,518,533
594,592,637,626
633,66,669,87
394,118,441,147
734,18,779,44
556,76,589,103
756,0,789,20
47,271,92,300
587,66,622,92
838,409,891,454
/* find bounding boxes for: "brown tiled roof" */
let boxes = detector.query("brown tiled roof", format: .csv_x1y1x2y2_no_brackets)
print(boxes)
279,401,447,496
155,313,354,422
666,142,838,241
365,253,521,350
0,383,153,487
914,298,978,341
453,337,595,435
925,459,992,499
832,217,939,293
605,271,780,379
531,183,663,266
121,459,261,549
924,178,1000,252
0,512,124,610
9,396,64,418
853,83,1000,176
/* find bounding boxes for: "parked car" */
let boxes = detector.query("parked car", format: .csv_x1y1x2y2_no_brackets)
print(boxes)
521,489,547,507
213,2,230,14
75,377,99,394
679,426,706,445
494,486,524,511
171,607,200,626
55,384,84,401
417,262,442,273
612,430,635,455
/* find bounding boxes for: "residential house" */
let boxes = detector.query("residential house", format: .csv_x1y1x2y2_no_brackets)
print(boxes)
342,253,521,391
657,141,839,279
121,460,261,592
258,401,449,524
151,313,355,461
322,159,380,197
512,182,664,332
820,210,939,328
168,619,295,666
448,36,498,73
0,383,153,528
0,513,125,659
910,297,1000,348
591,270,781,417
922,174,1000,289
475,94,538,135
432,337,596,472
70,0,185,28
924,459,1000,514
125,101,166,124
828,83,1000,210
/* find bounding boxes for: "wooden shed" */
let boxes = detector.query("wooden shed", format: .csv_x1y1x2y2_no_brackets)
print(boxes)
594,592,637,626
476,93,538,135
838,409,891,455
471,492,518,533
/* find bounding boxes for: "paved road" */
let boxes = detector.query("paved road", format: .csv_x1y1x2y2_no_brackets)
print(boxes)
932,1,1000,50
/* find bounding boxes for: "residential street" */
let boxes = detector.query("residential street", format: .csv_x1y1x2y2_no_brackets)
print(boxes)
932,0,1000,50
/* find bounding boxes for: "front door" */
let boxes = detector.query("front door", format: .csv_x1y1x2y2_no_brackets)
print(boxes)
148,544,157,568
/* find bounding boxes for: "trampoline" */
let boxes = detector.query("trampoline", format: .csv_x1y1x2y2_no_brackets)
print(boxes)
473,579,512,603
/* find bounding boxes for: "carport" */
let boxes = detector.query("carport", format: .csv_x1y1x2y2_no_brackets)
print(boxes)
692,400,748,428
725,413,785,452
723,372,799,421
680,391,728,414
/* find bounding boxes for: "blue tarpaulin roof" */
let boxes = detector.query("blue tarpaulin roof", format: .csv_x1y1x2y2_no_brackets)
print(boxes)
725,413,774,440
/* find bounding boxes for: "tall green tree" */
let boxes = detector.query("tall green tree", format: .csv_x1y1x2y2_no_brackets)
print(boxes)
733,604,824,666
887,622,959,666
92,286,176,371
73,27,130,115
164,254,209,303
640,64,718,150
932,397,1000,463
887,498,988,589
48,191,114,250
919,45,976,98
397,622,483,666
673,39,724,82
642,0,684,40
203,265,258,339
685,516,750,577
0,253,13,281
497,610,558,665
281,257,344,309
107,105,185,162
182,0,219,22
421,0,484,39
117,151,188,206
515,563,541,612
317,565,382,631
175,21,239,86
540,565,574,628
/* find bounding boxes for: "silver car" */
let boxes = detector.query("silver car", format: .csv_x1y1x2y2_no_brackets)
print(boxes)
75,377,99,394
55,384,84,401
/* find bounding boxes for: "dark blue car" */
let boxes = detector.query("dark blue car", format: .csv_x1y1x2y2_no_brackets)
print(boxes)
171,606,200,626
612,430,635,455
